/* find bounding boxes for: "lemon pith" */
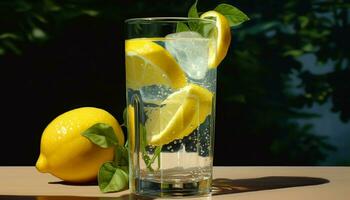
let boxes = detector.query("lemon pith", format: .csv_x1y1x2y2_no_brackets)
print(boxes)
145,84,213,146
200,11,232,68
125,39,187,89
36,107,124,183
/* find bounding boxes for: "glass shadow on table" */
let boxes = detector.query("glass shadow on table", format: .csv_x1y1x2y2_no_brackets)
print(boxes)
211,176,329,195
0,176,329,200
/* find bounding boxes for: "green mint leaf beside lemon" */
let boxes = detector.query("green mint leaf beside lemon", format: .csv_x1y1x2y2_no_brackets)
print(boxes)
98,162,129,193
82,123,129,193
82,123,119,148
114,144,128,167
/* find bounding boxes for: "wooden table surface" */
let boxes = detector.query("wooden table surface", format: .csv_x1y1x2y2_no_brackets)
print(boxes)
0,167,349,200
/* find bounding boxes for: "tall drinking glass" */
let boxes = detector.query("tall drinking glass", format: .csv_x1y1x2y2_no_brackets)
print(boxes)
125,17,217,197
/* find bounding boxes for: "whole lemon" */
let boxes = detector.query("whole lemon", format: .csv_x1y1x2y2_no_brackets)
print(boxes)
36,107,124,183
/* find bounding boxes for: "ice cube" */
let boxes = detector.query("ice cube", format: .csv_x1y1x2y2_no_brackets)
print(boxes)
165,31,209,80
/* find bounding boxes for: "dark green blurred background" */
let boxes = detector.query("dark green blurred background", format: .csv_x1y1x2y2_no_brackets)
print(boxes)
0,0,349,166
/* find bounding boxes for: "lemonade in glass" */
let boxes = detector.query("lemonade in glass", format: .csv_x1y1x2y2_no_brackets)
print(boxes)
125,14,230,197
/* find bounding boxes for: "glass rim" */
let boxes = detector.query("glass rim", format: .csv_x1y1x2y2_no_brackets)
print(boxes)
124,17,215,24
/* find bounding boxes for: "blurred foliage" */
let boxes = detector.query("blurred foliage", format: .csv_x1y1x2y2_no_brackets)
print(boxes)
1,0,349,165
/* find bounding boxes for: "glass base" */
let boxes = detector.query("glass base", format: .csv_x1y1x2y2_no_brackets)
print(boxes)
134,177,211,198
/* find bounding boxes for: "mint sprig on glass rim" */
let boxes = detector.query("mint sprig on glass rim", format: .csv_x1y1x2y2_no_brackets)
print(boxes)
176,0,249,33
214,3,250,26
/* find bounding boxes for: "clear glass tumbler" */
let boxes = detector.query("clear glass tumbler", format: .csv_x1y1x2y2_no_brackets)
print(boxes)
125,17,217,197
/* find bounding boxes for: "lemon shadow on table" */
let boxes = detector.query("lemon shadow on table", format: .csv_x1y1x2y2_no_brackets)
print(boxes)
0,176,327,200
48,180,97,186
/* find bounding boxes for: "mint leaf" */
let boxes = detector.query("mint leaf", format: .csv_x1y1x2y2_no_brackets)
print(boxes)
188,0,200,31
188,0,199,18
140,124,148,150
214,3,250,26
82,123,118,148
98,162,128,193
146,146,162,169
200,22,216,37
114,145,128,167
139,124,162,172
176,22,190,32
140,124,153,171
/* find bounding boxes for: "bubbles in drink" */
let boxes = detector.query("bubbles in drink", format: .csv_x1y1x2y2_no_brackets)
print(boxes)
140,85,173,104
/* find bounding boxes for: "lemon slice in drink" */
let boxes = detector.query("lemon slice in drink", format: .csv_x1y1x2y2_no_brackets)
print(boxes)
200,11,231,68
125,39,187,89
145,84,213,146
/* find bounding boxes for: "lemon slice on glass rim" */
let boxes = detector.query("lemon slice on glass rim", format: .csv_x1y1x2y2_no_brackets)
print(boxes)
200,10,232,68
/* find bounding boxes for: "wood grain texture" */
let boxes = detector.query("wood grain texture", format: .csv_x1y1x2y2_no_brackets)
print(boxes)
0,167,349,200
